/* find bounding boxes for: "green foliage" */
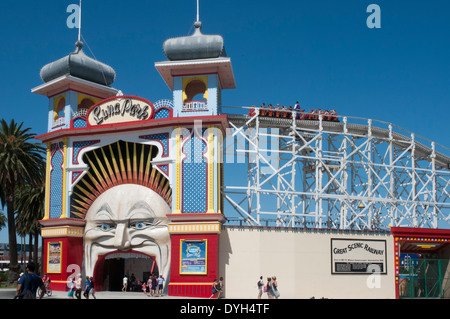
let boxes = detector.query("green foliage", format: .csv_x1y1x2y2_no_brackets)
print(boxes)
0,210,6,231
0,118,45,283
15,169,46,236
0,119,45,196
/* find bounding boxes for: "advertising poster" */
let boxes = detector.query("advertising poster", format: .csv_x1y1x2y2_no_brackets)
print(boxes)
331,239,387,274
180,240,207,275
47,242,62,273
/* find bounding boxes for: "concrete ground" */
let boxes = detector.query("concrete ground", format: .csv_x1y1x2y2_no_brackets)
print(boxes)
0,288,193,300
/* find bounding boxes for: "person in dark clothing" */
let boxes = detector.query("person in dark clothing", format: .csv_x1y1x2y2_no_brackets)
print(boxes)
15,262,45,299
89,277,96,299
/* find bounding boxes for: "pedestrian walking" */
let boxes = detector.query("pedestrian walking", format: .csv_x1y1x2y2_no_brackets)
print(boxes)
89,277,96,299
75,274,82,299
147,276,152,296
151,275,158,296
209,279,219,299
122,275,128,292
218,277,224,299
158,275,165,296
271,276,280,299
68,277,75,299
15,262,45,299
257,276,264,299
83,276,90,299
266,277,274,299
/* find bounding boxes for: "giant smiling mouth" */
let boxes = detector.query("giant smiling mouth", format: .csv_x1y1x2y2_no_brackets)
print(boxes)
101,250,158,272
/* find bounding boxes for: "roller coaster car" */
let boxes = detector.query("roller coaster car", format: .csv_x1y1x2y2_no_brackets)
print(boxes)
249,107,339,122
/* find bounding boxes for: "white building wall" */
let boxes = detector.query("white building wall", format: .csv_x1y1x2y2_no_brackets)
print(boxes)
218,227,395,299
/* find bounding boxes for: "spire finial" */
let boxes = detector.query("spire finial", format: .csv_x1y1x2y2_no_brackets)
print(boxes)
196,0,200,22
78,0,82,42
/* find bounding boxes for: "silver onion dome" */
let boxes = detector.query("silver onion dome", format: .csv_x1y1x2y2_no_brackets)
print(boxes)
163,21,227,61
40,41,116,86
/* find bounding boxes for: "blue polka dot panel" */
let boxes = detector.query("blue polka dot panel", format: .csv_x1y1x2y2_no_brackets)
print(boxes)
72,140,100,164
72,117,87,128
182,129,208,213
140,134,169,157
50,142,64,219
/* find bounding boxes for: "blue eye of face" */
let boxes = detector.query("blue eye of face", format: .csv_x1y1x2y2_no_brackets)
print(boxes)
135,222,144,229
100,224,112,231
131,221,147,230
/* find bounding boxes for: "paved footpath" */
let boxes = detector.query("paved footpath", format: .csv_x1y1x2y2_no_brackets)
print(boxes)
0,288,192,300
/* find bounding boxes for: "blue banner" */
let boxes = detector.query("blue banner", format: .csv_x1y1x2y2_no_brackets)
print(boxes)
180,240,207,274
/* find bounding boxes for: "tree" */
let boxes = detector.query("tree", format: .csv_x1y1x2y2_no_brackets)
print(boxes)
15,167,45,265
0,210,6,231
0,119,45,284
0,187,5,230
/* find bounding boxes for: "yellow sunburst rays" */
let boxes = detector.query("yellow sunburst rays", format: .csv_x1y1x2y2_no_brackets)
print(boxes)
109,144,123,185
117,141,128,184
161,177,172,203
138,143,145,185
101,147,118,187
125,141,132,184
132,143,138,184
71,141,172,219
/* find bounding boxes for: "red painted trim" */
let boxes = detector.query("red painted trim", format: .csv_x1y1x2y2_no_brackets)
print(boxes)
71,171,84,184
39,218,86,228
72,140,100,164
139,133,170,158
36,115,230,143
42,237,83,292
391,227,450,299
391,227,450,239
169,234,219,287
49,142,64,219
154,106,174,118
393,237,400,299
180,128,209,214
156,164,169,177
168,282,215,298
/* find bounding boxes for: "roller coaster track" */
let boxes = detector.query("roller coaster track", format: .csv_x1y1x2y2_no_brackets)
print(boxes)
221,109,450,230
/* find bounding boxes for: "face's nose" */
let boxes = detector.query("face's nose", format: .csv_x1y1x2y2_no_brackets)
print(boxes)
114,223,131,250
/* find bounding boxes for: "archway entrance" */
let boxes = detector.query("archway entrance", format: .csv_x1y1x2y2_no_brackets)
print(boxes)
95,253,158,292
392,227,450,298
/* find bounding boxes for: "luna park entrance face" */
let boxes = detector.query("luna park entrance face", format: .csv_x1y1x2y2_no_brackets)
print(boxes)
100,253,158,291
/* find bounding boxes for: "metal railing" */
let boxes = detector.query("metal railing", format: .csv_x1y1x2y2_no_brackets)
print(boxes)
399,258,450,298
183,101,208,112
220,105,450,230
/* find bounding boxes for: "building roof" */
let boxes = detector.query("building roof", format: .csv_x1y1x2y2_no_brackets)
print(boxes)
163,21,227,61
40,41,116,86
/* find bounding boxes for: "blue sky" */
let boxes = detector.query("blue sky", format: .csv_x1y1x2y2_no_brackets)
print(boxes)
0,0,449,242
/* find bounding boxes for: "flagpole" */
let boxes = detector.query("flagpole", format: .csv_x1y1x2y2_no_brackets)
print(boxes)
78,0,82,42
196,0,199,22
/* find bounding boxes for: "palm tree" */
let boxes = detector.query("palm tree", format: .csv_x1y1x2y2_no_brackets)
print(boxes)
0,210,6,231
0,119,45,284
15,168,45,266
0,187,5,230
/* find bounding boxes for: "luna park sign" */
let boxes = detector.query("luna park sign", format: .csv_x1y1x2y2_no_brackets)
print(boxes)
87,96,154,126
